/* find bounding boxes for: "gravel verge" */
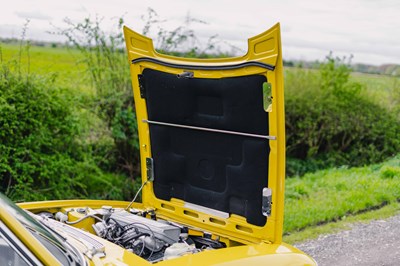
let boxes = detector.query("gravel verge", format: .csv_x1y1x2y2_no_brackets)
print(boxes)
294,213,400,266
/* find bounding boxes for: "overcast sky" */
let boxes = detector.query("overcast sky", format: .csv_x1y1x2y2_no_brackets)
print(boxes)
1,0,399,65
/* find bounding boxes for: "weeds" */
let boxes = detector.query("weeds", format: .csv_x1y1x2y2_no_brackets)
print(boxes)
140,8,240,57
57,16,140,180
284,155,400,234
380,166,400,179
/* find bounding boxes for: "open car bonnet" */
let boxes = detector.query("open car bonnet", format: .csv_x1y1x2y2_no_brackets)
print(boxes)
123,24,286,245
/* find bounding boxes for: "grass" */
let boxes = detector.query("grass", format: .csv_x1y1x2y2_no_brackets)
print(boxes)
284,155,400,238
284,201,400,244
0,42,89,90
350,72,399,109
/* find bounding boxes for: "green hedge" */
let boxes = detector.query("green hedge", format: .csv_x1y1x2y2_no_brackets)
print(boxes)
285,56,400,176
0,62,134,201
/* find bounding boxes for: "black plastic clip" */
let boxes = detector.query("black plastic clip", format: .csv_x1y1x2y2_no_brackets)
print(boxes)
177,71,194,79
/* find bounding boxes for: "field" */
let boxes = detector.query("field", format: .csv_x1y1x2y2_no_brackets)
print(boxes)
351,71,398,109
1,42,89,90
2,42,400,242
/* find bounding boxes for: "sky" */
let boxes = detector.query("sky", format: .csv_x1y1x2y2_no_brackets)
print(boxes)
1,0,399,66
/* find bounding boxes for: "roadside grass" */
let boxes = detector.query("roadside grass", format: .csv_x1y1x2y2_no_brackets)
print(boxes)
284,155,400,240
284,201,400,244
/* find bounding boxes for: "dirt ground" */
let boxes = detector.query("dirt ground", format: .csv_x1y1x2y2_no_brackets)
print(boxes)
294,213,400,266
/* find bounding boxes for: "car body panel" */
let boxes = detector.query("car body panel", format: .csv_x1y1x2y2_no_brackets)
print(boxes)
157,242,316,266
123,23,286,245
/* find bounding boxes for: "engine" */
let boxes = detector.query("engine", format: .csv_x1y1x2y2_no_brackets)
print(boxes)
55,207,226,263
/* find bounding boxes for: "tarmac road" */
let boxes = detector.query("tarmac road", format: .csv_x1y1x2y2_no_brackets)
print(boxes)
294,213,400,266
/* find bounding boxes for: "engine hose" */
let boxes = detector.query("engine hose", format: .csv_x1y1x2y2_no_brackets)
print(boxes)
65,214,104,225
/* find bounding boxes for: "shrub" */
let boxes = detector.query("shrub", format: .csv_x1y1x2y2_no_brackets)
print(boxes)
0,58,134,201
285,55,400,176
58,17,140,180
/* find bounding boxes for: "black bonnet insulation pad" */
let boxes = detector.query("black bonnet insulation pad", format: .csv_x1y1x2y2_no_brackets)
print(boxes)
142,68,270,226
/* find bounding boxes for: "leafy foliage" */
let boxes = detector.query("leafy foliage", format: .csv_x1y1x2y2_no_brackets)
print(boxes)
0,58,135,201
285,55,400,176
58,17,140,179
380,165,400,179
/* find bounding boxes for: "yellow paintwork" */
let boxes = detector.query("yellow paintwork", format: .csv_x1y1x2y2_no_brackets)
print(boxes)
123,23,286,245
4,23,316,265
156,242,316,266
0,201,62,265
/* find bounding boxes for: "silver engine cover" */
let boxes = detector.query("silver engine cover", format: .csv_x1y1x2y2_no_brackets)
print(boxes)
110,211,180,244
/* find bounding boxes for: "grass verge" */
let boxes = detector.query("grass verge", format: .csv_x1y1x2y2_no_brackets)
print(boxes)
284,155,400,239
284,201,400,244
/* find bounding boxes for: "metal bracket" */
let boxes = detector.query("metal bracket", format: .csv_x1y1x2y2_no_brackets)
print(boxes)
263,82,272,112
146,158,154,181
138,74,146,98
262,188,272,217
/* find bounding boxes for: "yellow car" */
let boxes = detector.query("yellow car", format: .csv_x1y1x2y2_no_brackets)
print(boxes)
0,23,317,265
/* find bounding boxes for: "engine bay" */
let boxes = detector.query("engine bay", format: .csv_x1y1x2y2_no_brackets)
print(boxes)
37,206,227,263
